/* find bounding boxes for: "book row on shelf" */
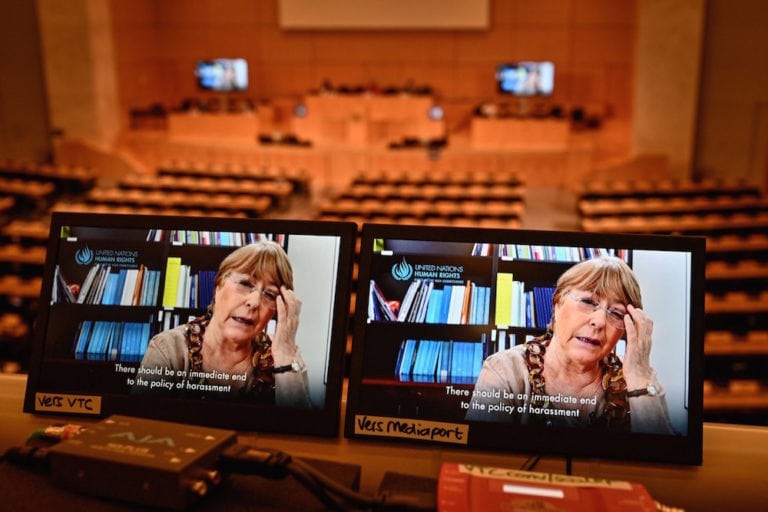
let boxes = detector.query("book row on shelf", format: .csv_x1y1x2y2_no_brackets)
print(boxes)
473,243,630,262
147,229,284,246
495,273,555,329
161,257,216,309
369,279,491,325
53,259,217,311
54,264,161,307
73,320,152,363
368,276,556,330
395,338,485,385
71,310,196,364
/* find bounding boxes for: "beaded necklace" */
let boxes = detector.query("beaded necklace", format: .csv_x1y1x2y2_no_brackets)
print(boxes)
523,332,631,431
185,315,276,400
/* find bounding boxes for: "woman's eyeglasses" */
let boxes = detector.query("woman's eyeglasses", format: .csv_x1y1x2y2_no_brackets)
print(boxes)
227,274,279,308
566,292,626,330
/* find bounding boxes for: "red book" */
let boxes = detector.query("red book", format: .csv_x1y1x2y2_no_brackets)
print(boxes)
437,463,660,512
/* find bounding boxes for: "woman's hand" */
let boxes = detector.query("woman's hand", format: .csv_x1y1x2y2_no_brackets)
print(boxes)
622,304,654,386
271,286,302,365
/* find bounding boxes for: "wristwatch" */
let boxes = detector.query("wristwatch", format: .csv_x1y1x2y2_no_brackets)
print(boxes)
627,384,657,397
272,360,306,374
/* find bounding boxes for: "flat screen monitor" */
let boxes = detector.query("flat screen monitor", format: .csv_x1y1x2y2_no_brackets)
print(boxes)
497,61,555,96
25,212,356,437
195,58,248,92
345,223,705,465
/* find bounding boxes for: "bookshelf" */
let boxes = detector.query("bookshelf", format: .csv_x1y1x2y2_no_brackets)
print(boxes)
44,227,284,379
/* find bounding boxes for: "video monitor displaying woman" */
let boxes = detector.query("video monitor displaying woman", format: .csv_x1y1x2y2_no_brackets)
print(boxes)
346,223,705,465
25,213,356,436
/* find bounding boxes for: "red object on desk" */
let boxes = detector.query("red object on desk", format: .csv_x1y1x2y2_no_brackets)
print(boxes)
437,462,659,512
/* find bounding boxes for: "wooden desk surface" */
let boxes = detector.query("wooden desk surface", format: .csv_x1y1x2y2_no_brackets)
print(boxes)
2,374,767,511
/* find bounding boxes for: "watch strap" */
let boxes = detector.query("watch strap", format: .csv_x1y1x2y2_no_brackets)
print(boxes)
272,360,304,374
627,384,657,397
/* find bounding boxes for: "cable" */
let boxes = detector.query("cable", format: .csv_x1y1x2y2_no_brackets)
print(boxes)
520,454,542,471
3,426,436,511
2,445,51,472
218,443,436,512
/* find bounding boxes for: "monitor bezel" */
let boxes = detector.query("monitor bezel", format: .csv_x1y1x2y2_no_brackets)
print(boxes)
24,212,357,437
345,223,705,465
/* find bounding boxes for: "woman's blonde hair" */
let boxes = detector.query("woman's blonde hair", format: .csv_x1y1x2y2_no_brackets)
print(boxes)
208,240,293,315
548,255,642,330
214,240,294,291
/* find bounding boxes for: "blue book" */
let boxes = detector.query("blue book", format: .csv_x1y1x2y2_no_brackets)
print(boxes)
469,285,478,325
87,321,108,360
438,285,452,324
394,340,406,378
150,270,161,305
113,269,128,306
120,322,135,362
472,342,483,380
412,340,428,382
436,341,452,383
100,273,117,305
425,289,443,324
533,287,556,329
73,320,92,359
450,341,464,384
107,322,122,361
139,323,151,358
132,322,144,362
415,340,439,382
398,339,417,381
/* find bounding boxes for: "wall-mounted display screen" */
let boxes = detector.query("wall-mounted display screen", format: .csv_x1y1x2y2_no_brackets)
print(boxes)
497,61,555,96
195,58,249,92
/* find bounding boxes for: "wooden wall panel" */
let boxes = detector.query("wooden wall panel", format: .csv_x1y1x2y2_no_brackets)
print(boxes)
257,28,315,64
110,0,639,142
570,28,636,65
572,0,636,26
513,0,573,26
455,30,513,64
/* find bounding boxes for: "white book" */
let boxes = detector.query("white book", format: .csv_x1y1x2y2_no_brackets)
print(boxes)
397,279,421,322
176,264,189,308
120,268,139,306
446,284,466,325
77,264,101,304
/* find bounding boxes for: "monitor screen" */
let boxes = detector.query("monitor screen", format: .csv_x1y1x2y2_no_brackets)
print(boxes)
25,212,356,436
497,61,555,96
345,223,705,465
195,58,249,92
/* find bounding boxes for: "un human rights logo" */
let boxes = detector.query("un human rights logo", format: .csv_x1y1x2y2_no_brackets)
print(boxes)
75,245,94,265
391,258,413,281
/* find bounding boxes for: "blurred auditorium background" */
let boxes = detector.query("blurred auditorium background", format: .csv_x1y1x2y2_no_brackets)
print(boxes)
0,0,766,427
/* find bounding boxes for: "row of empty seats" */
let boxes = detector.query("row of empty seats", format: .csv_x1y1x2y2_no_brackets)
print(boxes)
351,168,524,188
119,173,294,210
578,177,760,200
0,218,50,371
577,177,768,424
0,159,96,192
157,160,309,194
317,169,525,228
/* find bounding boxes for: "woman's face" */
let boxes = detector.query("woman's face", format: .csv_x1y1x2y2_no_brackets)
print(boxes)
209,271,280,346
551,287,627,368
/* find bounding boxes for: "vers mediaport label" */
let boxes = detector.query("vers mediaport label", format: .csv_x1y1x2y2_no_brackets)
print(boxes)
354,414,469,445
